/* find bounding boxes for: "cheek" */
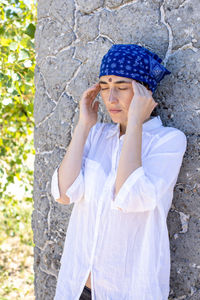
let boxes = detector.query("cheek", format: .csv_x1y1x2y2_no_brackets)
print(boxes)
124,100,132,111
124,90,134,109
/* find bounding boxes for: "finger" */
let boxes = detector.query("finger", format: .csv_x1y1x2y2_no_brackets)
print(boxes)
92,83,101,93
146,87,153,97
89,83,100,92
132,80,146,96
84,84,101,98
137,81,150,95
134,80,147,92
83,85,101,107
92,101,100,113
132,80,140,94
133,80,151,94
84,89,97,99
90,83,101,91
88,85,101,100
139,84,153,99
84,83,100,94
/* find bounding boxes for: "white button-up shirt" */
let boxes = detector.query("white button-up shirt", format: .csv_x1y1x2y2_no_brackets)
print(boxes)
51,116,187,300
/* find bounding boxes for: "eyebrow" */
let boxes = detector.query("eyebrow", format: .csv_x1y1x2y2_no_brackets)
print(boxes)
99,80,132,84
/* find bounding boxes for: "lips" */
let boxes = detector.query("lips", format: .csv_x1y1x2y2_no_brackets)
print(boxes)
109,109,122,114
109,109,121,112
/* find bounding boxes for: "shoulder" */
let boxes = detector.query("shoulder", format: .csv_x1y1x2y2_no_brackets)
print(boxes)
152,125,187,153
159,125,187,143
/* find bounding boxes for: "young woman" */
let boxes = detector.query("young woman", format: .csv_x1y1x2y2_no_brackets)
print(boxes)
51,44,187,300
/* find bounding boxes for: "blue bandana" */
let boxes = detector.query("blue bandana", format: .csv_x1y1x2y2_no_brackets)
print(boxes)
99,44,171,93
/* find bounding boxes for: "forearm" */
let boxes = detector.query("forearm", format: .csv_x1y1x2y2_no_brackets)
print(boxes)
114,120,142,198
58,121,91,200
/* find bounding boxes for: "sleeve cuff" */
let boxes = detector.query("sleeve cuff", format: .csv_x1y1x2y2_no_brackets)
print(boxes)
51,167,61,201
51,165,84,204
65,169,84,204
111,166,145,211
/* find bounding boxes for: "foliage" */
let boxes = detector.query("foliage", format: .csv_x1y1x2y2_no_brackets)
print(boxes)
0,0,37,215
0,0,37,297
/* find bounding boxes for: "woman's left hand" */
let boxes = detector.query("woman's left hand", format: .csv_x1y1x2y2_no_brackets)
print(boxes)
127,80,158,125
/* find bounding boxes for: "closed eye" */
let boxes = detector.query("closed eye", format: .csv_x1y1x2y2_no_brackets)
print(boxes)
101,87,128,90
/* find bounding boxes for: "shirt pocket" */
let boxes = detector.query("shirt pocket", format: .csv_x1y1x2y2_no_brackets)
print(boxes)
84,157,106,203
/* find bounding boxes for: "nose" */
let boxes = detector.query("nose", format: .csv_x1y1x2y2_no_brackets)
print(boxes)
108,88,118,103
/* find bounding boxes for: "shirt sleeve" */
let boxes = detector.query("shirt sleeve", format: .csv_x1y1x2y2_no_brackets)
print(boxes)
110,130,187,213
51,123,96,204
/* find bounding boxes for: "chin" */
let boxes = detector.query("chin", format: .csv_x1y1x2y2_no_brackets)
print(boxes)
110,115,121,121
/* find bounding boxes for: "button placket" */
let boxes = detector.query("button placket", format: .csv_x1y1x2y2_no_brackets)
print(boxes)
91,135,120,265
111,135,120,172
90,134,124,267
89,169,116,270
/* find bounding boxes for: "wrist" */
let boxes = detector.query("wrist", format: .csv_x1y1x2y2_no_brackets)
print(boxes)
127,116,143,128
75,121,92,136
126,119,142,135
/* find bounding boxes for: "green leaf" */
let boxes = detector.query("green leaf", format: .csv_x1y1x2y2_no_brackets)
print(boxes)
18,49,29,60
25,23,36,39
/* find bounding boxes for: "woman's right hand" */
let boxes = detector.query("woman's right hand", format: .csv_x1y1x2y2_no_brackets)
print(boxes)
78,82,101,128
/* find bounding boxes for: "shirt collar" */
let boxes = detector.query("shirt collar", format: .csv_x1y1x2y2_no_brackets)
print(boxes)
105,115,163,139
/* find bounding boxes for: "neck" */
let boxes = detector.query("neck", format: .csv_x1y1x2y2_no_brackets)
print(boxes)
120,116,152,135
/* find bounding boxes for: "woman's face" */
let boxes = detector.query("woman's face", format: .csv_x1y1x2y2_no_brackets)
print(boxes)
99,75,134,125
